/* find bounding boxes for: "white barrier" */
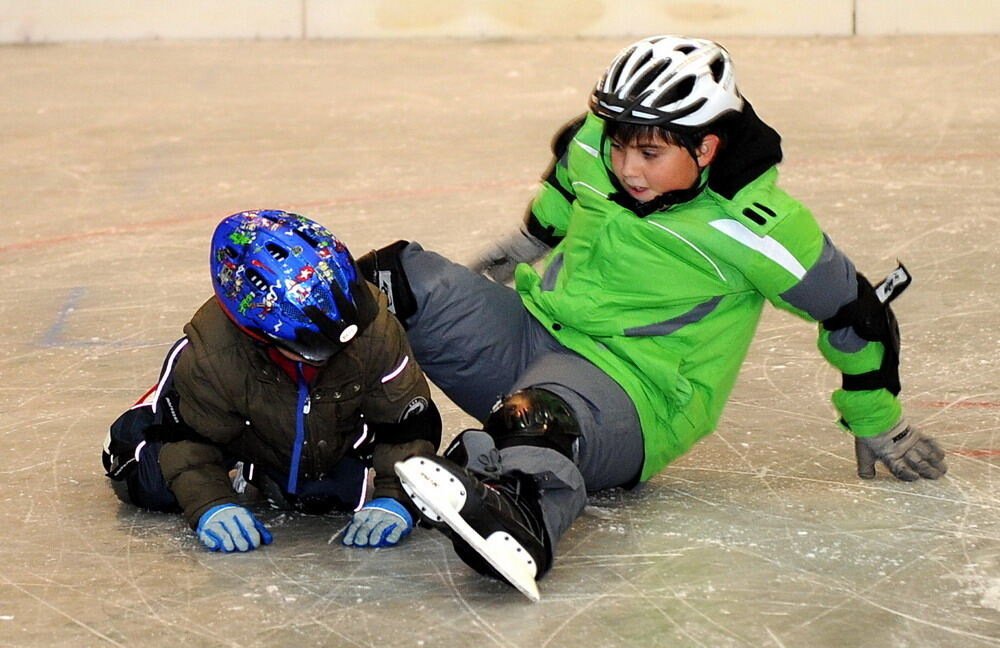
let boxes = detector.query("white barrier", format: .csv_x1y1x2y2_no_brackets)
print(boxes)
0,0,996,43
856,0,999,35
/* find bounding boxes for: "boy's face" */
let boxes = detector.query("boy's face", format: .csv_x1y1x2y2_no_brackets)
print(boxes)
609,134,716,203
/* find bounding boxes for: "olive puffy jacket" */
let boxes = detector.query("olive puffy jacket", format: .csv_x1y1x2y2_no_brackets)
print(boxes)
159,285,439,528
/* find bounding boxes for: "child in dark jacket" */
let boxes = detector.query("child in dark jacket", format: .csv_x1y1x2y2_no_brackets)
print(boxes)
103,209,440,552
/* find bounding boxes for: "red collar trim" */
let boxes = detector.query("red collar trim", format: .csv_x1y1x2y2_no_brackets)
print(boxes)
266,347,321,384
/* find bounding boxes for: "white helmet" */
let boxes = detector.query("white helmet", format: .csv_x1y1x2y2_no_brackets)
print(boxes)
590,35,744,130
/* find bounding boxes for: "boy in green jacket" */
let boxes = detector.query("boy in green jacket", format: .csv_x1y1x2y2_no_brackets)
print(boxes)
103,210,440,553
360,36,946,600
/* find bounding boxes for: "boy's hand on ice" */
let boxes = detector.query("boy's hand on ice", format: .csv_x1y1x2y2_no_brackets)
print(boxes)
196,504,273,552
468,227,549,284
342,497,413,548
854,420,947,481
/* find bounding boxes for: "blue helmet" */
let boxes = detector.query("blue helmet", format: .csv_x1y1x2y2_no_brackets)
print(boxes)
210,210,377,362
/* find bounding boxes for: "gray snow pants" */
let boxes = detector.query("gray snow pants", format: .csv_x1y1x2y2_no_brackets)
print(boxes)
399,243,644,544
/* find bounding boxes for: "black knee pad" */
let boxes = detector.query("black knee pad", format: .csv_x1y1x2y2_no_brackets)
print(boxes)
104,406,182,513
823,272,902,395
483,388,581,460
355,240,416,324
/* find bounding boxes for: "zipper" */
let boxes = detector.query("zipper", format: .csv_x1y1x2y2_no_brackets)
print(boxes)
287,362,310,494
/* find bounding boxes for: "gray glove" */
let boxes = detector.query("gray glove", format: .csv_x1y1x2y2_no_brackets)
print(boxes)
854,420,947,481
468,227,550,284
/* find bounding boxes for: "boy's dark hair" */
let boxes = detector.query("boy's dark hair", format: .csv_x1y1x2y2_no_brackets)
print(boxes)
604,120,715,158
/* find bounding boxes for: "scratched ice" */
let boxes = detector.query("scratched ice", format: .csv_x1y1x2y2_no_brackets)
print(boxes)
0,36,997,647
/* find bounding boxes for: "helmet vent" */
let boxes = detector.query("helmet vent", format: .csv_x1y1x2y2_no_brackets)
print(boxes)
625,51,653,85
606,46,633,87
633,63,667,98
265,242,288,262
296,229,319,248
675,45,696,54
659,75,696,106
245,267,270,292
709,56,726,82
632,50,652,71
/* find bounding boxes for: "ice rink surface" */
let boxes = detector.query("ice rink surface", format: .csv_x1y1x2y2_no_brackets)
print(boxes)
1,35,998,647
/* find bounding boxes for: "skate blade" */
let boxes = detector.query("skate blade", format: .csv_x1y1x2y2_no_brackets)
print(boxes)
395,458,541,602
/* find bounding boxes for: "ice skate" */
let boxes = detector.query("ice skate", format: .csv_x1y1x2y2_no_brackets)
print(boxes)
394,454,550,601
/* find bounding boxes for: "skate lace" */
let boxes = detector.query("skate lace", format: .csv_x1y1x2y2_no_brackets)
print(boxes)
481,474,545,539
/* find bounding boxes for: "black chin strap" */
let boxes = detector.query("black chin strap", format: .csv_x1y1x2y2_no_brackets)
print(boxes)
608,178,706,217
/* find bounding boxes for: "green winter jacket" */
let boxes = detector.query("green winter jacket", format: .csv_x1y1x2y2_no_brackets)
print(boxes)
517,113,901,481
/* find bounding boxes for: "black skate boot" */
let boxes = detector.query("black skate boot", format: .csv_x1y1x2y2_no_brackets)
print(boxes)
355,240,416,324
395,454,551,601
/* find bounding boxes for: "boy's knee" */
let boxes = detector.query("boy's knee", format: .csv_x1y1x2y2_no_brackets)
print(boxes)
482,388,582,462
104,407,180,513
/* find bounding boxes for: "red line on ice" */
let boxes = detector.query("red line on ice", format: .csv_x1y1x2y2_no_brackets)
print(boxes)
0,179,526,254
913,400,1000,408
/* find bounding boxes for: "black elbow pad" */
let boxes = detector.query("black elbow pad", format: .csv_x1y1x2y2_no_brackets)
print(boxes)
823,273,902,395
370,400,442,450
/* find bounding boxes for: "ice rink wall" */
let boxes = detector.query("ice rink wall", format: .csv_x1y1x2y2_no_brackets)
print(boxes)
0,0,996,42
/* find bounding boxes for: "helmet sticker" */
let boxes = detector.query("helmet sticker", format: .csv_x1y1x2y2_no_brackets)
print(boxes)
285,280,312,305
258,287,278,319
238,293,253,315
295,265,316,283
228,230,253,245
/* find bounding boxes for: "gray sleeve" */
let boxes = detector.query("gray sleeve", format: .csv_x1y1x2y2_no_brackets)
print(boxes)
778,234,869,353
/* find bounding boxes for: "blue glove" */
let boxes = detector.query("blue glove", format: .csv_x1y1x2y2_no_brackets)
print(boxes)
196,504,273,552
342,497,413,548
